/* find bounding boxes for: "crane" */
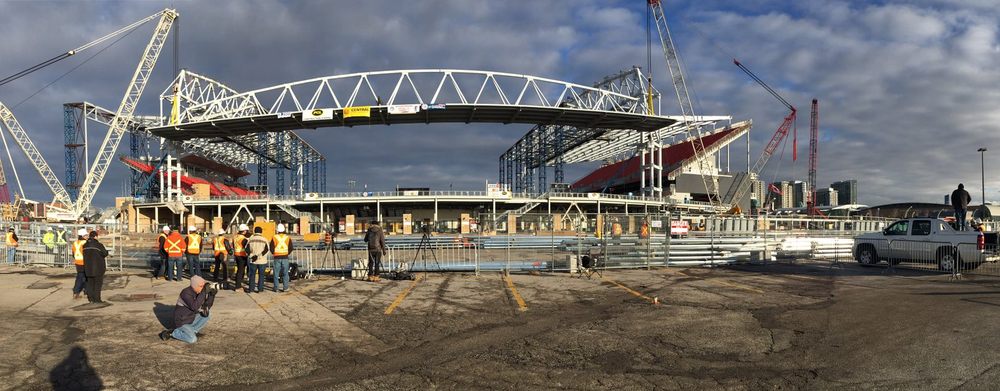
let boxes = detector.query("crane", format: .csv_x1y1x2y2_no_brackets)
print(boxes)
807,99,820,215
647,0,722,207
73,9,177,216
725,59,797,214
0,9,177,218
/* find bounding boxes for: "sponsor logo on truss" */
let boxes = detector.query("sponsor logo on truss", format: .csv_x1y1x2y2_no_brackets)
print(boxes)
387,104,421,115
344,106,371,118
302,108,334,121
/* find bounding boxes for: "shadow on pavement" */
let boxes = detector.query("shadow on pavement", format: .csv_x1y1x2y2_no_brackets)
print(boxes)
49,346,102,391
153,302,174,329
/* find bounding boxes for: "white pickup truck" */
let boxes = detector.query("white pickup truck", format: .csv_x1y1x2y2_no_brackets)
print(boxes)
853,218,993,271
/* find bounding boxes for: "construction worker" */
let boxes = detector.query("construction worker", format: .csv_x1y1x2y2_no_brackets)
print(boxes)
232,224,250,291
364,221,386,282
42,227,56,255
155,225,170,279
5,227,18,265
72,229,87,299
270,224,294,292
164,227,186,281
184,226,203,278
82,230,109,304
212,229,232,285
56,225,68,265
246,226,270,293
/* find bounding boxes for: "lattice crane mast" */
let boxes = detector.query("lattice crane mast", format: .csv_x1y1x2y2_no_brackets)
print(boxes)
0,102,74,208
73,9,177,216
807,99,820,215
647,0,721,207
726,59,797,213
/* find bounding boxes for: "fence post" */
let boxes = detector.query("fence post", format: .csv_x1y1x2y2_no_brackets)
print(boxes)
663,212,670,267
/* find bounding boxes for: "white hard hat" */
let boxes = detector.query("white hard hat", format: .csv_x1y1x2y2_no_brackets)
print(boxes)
77,228,88,237
188,225,197,232
238,224,249,231
162,225,170,233
276,224,286,233
218,229,226,235
47,227,53,231
59,225,65,229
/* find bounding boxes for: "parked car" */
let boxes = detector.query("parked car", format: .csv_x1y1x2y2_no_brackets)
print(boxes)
853,218,996,271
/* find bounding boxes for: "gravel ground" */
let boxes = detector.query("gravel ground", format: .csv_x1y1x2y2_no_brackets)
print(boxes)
2,260,1000,390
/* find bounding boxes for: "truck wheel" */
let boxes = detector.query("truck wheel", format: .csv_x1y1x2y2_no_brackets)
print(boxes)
937,248,960,272
856,245,878,266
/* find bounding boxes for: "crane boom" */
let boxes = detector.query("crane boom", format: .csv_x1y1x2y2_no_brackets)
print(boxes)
73,9,177,216
0,102,74,206
807,99,818,214
648,0,721,206
726,59,797,212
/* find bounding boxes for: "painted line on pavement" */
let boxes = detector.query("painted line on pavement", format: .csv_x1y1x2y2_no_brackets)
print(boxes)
502,272,528,312
385,274,423,315
601,277,658,304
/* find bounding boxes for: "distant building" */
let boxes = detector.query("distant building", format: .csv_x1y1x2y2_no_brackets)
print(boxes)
750,178,766,209
792,181,810,208
831,180,858,205
816,188,839,207
769,181,795,209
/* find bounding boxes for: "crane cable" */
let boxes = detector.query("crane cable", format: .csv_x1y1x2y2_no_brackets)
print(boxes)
0,10,162,88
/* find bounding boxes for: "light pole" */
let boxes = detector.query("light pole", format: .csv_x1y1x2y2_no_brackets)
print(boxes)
978,147,987,207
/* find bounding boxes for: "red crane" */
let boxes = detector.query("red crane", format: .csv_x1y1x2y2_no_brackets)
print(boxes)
727,59,797,212
807,99,820,215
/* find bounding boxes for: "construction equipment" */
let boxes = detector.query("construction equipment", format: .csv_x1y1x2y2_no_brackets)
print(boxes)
807,99,820,215
647,0,721,206
725,59,797,214
0,9,177,218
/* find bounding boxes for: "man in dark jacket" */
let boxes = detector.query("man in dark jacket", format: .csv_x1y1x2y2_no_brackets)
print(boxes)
364,221,387,282
82,231,109,304
952,183,972,231
159,275,216,344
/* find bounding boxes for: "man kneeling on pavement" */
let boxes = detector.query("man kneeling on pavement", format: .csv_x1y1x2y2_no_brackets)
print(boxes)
160,275,217,343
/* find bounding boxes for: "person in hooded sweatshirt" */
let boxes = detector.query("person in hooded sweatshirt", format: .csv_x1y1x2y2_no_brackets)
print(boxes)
82,230,109,304
159,275,217,344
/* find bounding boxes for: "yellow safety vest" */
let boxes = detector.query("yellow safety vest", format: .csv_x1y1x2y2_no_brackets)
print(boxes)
164,234,184,257
214,236,229,257
186,234,202,255
56,230,67,245
6,232,17,247
233,234,247,256
272,233,290,256
73,239,85,265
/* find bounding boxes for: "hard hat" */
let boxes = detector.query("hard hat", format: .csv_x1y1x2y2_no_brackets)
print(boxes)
238,224,249,232
59,225,65,229
77,228,88,237
188,225,197,232
47,227,53,231
276,224,286,233
162,225,170,233
218,229,226,235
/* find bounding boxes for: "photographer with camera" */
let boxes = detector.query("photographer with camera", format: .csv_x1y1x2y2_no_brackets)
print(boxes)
159,275,217,344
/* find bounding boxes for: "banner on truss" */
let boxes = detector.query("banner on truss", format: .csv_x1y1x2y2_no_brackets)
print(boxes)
343,106,371,118
302,108,334,121
387,104,421,115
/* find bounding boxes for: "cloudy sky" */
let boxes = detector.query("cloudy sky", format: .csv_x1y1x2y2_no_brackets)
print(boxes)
0,0,998,207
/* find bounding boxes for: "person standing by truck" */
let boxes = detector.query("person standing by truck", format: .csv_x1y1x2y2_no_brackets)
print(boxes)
952,183,972,231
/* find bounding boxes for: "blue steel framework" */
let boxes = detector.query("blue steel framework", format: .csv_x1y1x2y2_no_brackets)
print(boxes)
63,106,84,201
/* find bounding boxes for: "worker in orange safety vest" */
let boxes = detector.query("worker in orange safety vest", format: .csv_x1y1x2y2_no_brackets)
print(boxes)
270,224,294,292
184,226,203,278
71,229,87,299
164,228,186,281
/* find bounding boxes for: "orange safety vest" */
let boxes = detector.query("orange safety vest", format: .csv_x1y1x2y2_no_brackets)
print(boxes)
272,233,290,257
164,233,185,257
233,234,247,256
186,233,202,255
214,236,229,257
5,232,17,247
73,239,85,266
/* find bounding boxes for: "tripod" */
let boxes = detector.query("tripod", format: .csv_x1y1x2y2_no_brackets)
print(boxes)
410,229,441,272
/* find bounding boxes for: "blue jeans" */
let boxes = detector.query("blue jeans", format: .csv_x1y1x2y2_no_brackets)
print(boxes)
171,313,210,344
6,247,15,264
247,263,265,292
185,254,202,278
956,208,967,231
167,257,183,280
272,258,290,291
73,265,86,294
